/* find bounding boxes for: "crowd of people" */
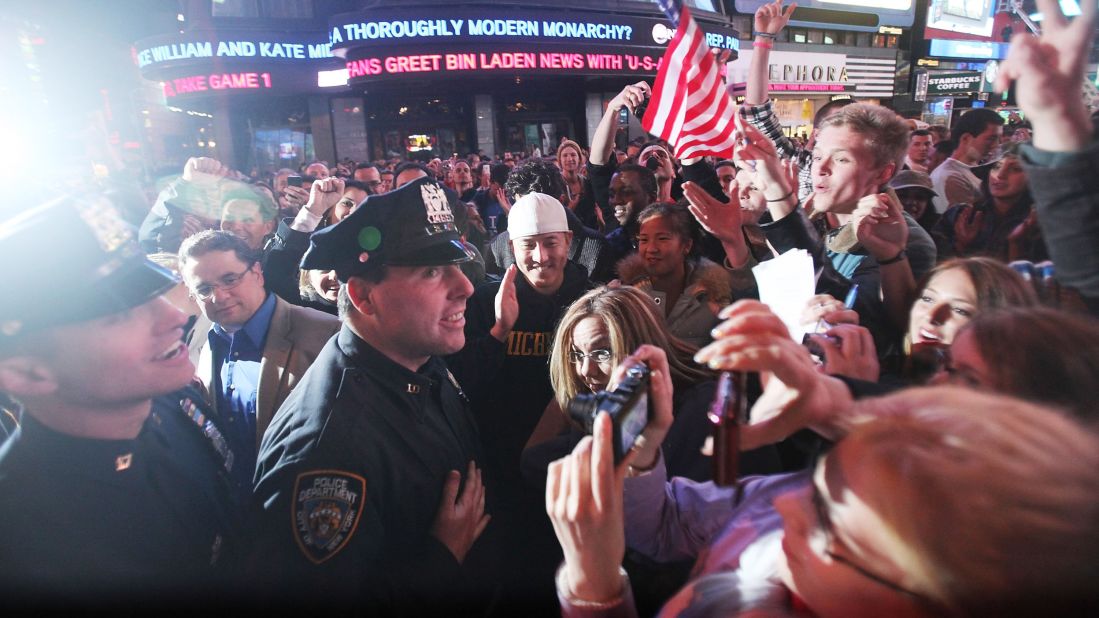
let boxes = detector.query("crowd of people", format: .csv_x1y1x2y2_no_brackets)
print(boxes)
1,0,1098,614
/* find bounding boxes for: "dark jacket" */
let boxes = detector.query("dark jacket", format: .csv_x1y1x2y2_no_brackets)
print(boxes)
1021,139,1099,314
449,261,594,488
251,326,489,612
0,386,244,608
262,218,337,314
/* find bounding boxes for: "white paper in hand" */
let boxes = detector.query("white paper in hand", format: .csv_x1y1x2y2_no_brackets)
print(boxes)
751,248,816,343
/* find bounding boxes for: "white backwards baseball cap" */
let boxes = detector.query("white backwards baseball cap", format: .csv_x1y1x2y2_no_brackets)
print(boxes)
508,193,569,239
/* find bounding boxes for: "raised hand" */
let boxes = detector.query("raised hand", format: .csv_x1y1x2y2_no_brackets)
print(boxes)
281,185,310,213
801,293,859,328
684,181,742,244
546,413,629,603
853,191,908,261
182,157,227,185
610,81,651,115
494,186,513,213
994,0,1096,151
491,265,519,342
808,323,880,382
754,0,797,36
431,460,490,564
732,114,792,206
305,177,345,218
695,300,850,448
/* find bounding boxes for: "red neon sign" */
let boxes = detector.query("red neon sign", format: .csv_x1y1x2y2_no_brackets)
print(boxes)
162,72,273,97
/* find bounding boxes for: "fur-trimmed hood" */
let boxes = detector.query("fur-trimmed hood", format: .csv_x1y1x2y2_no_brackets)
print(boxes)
616,254,733,306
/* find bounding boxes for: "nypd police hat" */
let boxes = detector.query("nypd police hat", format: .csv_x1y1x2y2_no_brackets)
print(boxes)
0,196,178,339
301,176,473,282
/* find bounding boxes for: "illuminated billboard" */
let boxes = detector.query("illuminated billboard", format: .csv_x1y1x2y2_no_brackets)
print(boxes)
733,0,915,31
925,0,997,37
328,7,739,52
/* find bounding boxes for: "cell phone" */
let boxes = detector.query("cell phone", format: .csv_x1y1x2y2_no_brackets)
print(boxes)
709,372,747,487
285,175,303,188
482,164,491,176
633,94,651,121
618,107,630,126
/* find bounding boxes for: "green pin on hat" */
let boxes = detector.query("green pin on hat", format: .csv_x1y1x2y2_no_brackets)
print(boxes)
358,226,381,251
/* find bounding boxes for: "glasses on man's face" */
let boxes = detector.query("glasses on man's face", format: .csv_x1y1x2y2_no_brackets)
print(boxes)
365,180,382,190
808,457,934,606
568,348,613,366
190,263,254,301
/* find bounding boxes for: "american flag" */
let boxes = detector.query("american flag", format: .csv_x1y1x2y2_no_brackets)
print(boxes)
642,0,738,160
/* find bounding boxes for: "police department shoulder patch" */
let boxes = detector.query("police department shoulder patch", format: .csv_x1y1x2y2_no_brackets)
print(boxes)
292,470,366,564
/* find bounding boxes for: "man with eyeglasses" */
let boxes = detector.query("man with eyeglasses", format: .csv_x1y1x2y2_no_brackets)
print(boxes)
179,230,338,488
352,163,384,194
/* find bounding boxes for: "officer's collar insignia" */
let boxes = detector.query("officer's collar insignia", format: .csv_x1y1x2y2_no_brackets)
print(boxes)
406,383,420,394
293,470,366,564
420,182,454,233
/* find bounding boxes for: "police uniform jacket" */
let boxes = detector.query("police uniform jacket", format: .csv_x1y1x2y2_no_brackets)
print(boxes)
0,385,243,607
251,324,486,610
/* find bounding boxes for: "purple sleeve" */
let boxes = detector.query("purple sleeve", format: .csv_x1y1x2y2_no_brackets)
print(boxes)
623,457,765,563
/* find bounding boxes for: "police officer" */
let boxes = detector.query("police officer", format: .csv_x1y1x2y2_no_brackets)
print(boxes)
0,196,244,609
251,177,491,612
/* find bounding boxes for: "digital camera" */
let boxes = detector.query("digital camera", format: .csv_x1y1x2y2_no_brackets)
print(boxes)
567,363,651,464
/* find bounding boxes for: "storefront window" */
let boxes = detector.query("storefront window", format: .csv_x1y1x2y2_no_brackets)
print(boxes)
364,93,472,160
502,119,572,157
730,16,751,39
254,129,314,172
240,97,315,172
791,29,808,44
844,31,858,46
331,97,368,163
807,30,823,44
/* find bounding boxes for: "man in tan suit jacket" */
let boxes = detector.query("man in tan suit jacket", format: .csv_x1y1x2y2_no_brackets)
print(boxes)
179,230,338,487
